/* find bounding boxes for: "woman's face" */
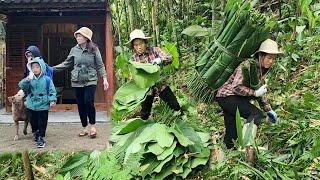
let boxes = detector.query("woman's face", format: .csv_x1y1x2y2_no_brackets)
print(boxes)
76,34,88,45
132,39,147,54
260,54,277,68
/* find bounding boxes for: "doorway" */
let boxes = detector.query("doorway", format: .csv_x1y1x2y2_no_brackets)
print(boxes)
42,23,77,104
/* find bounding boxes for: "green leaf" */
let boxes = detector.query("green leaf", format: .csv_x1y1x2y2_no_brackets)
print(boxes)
140,157,161,178
153,154,174,173
311,137,320,158
190,157,209,168
116,118,146,135
176,121,203,153
55,174,64,180
59,152,89,177
196,132,211,143
243,121,254,146
181,160,192,178
169,127,194,147
146,143,165,156
154,123,175,148
235,108,243,146
182,25,212,37
129,61,160,87
114,81,149,105
163,42,179,69
157,141,177,160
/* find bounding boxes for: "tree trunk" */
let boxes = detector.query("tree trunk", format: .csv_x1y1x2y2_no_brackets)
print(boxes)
114,0,122,47
168,0,178,46
123,0,130,37
22,151,34,180
151,0,159,46
128,0,136,31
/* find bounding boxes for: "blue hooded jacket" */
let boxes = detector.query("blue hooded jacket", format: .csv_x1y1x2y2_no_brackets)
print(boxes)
19,57,57,111
24,46,53,80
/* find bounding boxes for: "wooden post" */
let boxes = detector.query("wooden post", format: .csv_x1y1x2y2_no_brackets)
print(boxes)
22,150,34,180
104,8,114,112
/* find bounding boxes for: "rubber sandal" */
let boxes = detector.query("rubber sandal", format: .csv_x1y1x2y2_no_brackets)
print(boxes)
79,129,88,137
89,127,97,138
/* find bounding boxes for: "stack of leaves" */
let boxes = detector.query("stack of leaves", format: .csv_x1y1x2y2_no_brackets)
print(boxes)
112,61,160,121
187,0,270,103
110,118,211,179
241,60,260,90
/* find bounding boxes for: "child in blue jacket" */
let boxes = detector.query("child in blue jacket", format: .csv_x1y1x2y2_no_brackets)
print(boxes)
19,57,57,148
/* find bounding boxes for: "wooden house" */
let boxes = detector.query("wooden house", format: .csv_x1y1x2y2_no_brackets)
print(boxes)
0,0,114,112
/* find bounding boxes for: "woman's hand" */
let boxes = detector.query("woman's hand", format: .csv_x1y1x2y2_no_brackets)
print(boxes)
103,76,109,91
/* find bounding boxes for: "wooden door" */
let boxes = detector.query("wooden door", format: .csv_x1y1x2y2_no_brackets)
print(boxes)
5,24,41,111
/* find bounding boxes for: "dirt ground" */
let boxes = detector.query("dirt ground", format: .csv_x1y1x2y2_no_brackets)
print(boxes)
0,122,111,153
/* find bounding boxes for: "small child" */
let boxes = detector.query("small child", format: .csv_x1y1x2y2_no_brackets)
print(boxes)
19,57,57,148
24,45,53,79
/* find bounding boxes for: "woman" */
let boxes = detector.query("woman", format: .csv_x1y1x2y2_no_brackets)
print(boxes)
53,27,109,138
129,29,182,120
215,39,282,158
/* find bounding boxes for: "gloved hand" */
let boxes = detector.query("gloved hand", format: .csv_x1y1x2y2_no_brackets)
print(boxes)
267,110,277,123
254,84,267,97
50,102,56,107
151,58,162,65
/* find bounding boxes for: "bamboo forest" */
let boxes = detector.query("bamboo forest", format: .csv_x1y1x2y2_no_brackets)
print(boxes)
0,0,320,179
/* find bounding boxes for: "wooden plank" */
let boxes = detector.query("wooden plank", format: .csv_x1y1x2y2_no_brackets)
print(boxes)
104,11,114,111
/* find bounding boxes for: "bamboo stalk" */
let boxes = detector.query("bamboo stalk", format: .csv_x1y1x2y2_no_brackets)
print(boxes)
22,150,34,180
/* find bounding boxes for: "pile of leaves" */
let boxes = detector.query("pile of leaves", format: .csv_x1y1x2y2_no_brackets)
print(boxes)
110,117,211,179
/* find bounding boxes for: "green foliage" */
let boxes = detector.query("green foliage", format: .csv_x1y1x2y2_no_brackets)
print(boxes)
129,61,160,88
58,151,89,177
182,25,213,37
110,116,211,179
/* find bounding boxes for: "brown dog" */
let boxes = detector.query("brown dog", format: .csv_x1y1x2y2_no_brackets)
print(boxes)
8,89,29,141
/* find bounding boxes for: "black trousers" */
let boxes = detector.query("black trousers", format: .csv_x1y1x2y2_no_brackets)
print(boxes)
28,109,48,137
140,86,181,120
74,85,96,127
216,96,263,149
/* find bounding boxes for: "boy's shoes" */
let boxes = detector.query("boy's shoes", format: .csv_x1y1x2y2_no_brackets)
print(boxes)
36,137,46,148
33,132,39,142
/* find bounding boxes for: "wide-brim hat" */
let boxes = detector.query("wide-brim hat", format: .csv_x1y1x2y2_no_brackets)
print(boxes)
74,27,93,42
126,29,151,45
254,39,283,55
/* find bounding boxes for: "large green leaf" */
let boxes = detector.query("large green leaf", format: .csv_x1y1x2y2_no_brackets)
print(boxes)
130,67,160,89
58,152,89,177
182,25,212,37
169,126,194,147
114,51,131,78
140,157,161,178
176,120,203,153
196,132,211,143
157,141,177,160
146,143,165,156
154,124,175,148
115,118,146,135
163,42,179,69
114,81,149,105
190,157,209,168
129,60,160,73
153,154,174,173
